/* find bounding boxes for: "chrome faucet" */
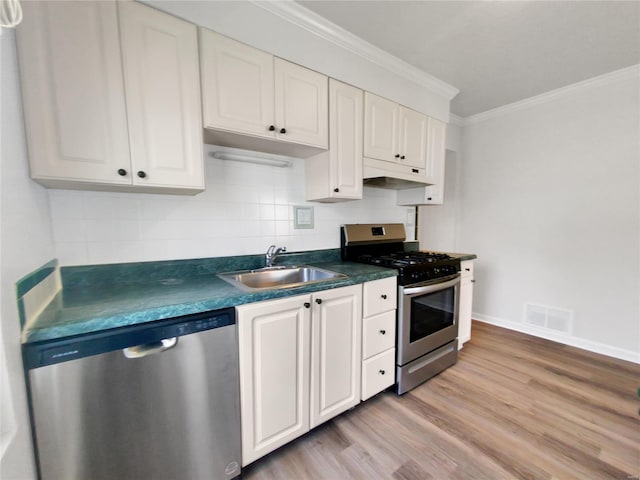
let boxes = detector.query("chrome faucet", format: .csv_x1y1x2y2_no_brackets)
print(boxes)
265,245,286,268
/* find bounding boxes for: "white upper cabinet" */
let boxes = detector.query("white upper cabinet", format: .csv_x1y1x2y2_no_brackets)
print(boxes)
200,29,275,138
16,1,131,185
363,93,399,162
16,0,204,194
274,58,328,148
200,30,328,156
363,92,429,185
306,79,363,202
396,117,447,205
119,1,204,190
398,107,427,170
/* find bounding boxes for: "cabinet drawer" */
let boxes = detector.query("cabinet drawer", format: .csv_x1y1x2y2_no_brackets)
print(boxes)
461,260,474,279
362,349,395,400
362,310,396,360
363,277,397,317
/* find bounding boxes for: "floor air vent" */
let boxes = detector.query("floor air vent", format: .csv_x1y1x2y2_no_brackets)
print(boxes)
524,303,573,334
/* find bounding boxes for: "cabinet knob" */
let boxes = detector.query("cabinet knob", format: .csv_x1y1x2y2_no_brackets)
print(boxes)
315,298,322,304
400,155,405,160
117,169,127,177
379,329,386,335
137,171,147,179
268,125,275,131
381,294,387,299
427,197,432,201
378,369,386,375
412,169,419,174
465,268,470,271
394,154,400,158
303,302,311,308
280,128,286,134
471,280,476,283
333,188,339,193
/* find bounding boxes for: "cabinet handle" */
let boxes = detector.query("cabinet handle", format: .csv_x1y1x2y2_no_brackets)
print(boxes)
117,169,127,177
400,155,405,160
465,268,470,271
333,188,339,193
280,128,286,134
381,294,387,299
378,369,386,375
471,280,476,283
315,298,322,304
379,329,386,335
412,169,419,174
268,125,275,131
303,302,311,308
394,154,400,158
137,171,147,179
427,197,432,201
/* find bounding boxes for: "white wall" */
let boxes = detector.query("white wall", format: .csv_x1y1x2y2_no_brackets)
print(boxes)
48,145,414,265
0,29,54,480
457,68,640,360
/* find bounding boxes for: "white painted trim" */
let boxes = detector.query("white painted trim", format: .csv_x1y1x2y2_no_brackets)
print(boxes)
251,0,459,101
448,113,465,127
461,64,640,126
472,312,640,365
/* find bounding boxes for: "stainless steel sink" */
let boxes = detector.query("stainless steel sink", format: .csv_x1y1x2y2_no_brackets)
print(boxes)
217,265,346,291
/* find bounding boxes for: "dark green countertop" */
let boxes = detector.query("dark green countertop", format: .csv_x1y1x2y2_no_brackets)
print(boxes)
21,250,396,344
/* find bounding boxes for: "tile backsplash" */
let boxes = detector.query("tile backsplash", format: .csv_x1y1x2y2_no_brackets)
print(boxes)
49,145,414,265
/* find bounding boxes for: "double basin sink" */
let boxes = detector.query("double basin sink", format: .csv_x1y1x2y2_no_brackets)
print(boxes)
218,265,346,291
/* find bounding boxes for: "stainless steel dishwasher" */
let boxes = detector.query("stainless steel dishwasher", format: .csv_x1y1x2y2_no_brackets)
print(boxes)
23,307,241,480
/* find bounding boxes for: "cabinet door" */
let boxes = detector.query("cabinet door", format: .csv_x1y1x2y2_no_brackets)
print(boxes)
458,265,474,346
329,79,363,199
274,58,328,148
16,1,131,185
399,107,427,170
310,285,362,428
119,1,204,190
200,29,275,138
237,296,311,466
424,117,446,200
363,93,399,163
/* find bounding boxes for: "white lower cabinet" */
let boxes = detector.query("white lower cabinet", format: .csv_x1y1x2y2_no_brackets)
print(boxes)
458,260,475,346
361,277,397,400
237,284,361,466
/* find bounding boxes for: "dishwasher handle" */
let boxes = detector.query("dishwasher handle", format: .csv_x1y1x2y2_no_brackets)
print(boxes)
123,337,178,359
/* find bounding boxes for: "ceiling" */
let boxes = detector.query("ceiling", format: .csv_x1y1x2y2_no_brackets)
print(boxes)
297,1,640,117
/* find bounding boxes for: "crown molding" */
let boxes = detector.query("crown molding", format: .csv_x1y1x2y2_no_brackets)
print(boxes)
462,64,640,126
251,0,459,101
448,113,465,127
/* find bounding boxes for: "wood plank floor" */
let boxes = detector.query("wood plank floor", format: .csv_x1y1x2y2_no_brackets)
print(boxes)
243,321,640,480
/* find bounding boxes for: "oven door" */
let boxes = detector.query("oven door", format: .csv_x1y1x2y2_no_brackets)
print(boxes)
397,274,460,366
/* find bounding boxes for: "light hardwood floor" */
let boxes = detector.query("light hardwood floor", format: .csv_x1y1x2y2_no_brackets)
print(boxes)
243,321,640,480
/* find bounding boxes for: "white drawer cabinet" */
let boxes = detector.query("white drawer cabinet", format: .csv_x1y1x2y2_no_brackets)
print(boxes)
363,276,397,318
361,276,397,399
362,310,396,360
458,260,475,347
362,349,396,401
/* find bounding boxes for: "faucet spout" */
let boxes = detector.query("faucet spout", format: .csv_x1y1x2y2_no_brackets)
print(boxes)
265,245,286,268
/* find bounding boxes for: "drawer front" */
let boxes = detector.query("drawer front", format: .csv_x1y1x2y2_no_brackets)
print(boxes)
362,349,395,400
363,277,397,317
362,310,396,360
461,260,474,279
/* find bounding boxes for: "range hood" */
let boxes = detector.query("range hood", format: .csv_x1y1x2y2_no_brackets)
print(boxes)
363,157,431,190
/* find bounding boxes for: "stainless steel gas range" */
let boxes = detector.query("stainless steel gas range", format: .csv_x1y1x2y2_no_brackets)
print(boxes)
341,224,460,394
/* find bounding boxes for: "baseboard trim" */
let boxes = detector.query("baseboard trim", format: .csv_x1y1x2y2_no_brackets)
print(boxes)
472,312,640,364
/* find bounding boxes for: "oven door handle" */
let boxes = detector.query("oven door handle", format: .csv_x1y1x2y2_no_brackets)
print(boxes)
403,274,461,295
